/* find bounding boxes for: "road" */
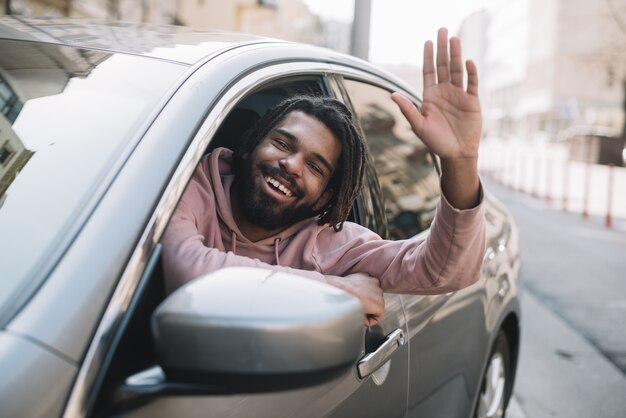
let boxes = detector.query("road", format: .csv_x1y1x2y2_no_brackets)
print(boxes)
482,178,626,418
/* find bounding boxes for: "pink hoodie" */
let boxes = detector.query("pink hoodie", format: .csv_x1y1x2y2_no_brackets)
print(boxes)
162,148,486,294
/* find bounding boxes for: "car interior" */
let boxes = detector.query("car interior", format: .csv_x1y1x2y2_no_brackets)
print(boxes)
207,78,325,153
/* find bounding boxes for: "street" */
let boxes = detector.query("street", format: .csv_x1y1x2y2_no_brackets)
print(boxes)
482,177,626,418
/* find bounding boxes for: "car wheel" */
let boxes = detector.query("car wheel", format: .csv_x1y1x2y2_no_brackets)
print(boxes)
474,331,511,418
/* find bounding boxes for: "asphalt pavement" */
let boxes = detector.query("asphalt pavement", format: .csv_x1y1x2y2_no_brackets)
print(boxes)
482,177,626,418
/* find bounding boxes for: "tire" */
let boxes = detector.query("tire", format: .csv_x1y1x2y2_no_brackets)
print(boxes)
474,331,511,418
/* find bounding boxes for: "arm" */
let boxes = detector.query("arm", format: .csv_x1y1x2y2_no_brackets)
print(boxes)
328,27,483,293
315,192,485,295
161,174,384,325
391,27,482,210
162,214,385,325
161,197,327,291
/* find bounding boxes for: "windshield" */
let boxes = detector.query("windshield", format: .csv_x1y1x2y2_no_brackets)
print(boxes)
0,40,185,321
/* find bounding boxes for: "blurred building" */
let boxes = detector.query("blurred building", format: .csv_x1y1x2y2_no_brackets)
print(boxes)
176,0,352,52
456,9,489,127
4,0,175,22
2,0,351,53
0,108,32,208
458,0,626,141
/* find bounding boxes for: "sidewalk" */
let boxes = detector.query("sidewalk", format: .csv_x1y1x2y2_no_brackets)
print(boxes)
479,138,626,223
513,291,626,418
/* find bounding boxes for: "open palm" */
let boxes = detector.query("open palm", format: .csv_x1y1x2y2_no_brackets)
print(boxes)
392,28,482,161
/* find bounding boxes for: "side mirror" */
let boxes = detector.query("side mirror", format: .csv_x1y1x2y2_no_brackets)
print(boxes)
151,267,365,392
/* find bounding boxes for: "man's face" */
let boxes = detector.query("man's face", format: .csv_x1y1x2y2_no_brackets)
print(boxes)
234,111,342,231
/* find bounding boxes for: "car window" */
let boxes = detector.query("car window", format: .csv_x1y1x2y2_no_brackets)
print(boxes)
342,79,441,239
0,40,185,323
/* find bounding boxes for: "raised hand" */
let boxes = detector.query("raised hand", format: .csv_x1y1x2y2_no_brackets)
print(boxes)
392,27,482,209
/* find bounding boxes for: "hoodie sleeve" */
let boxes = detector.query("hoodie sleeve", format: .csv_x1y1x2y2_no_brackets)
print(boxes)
161,162,328,294
314,185,486,294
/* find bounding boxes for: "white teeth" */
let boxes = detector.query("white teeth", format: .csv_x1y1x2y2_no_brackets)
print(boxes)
265,176,293,197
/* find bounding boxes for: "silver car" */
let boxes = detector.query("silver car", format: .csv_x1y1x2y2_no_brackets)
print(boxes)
0,17,521,418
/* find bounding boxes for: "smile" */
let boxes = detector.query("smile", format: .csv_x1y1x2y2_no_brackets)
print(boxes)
264,176,294,197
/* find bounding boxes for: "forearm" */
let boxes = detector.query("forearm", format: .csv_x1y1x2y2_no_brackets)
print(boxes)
440,156,480,210
328,191,484,294
162,220,327,293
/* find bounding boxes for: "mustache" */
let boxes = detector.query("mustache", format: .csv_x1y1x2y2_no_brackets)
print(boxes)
259,162,305,198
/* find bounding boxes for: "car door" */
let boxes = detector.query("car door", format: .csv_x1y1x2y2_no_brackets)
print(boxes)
71,58,409,418
337,74,489,417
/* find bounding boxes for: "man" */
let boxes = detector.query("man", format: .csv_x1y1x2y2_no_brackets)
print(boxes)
162,28,485,326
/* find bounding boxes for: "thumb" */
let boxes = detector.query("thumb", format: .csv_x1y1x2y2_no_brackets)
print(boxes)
391,92,423,136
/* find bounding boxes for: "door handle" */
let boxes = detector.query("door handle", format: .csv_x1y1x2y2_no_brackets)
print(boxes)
357,328,405,379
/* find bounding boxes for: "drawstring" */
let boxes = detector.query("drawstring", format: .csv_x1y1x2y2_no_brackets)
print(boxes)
274,237,281,265
230,230,281,266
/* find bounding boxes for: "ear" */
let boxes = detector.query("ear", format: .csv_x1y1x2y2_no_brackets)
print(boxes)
313,188,333,212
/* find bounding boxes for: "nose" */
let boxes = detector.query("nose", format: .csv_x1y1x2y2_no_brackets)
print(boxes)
279,152,304,178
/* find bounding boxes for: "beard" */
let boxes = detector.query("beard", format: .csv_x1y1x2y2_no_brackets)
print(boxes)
233,157,320,231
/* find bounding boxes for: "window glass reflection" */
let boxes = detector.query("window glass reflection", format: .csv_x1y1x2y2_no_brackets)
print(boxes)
343,79,441,240
0,40,184,316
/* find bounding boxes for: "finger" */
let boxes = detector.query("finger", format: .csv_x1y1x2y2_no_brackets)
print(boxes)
423,40,435,88
466,59,479,96
449,36,464,88
391,92,424,136
436,27,450,83
365,310,384,327
368,295,385,325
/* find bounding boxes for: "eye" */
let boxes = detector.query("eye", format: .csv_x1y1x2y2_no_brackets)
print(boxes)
308,162,323,176
273,138,290,151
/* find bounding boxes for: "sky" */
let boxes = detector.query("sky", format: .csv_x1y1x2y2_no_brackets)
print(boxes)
303,0,493,65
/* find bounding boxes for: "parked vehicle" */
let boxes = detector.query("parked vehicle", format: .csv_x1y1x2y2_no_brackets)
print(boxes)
0,17,521,418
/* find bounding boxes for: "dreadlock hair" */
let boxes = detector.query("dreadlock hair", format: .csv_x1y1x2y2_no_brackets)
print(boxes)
232,95,366,231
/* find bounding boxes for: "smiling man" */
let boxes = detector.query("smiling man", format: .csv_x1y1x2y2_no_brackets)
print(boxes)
162,28,486,326
230,109,343,243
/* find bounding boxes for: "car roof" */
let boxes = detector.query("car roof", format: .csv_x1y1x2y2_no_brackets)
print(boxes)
0,16,281,66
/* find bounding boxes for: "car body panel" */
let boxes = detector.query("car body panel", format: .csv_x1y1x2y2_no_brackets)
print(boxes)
0,332,76,418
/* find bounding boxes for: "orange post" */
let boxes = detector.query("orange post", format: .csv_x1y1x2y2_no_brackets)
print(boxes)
605,164,614,228
582,160,591,220
545,158,554,205
532,157,540,198
562,160,569,212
